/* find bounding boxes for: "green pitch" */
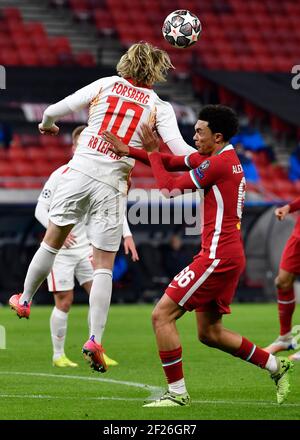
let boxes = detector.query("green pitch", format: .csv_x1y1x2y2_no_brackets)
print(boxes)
0,303,299,420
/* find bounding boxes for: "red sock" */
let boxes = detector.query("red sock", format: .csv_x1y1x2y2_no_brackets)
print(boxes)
159,346,183,384
234,337,270,369
278,288,296,335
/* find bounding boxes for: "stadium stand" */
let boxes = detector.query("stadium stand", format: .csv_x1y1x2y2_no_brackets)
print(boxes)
0,0,299,200
0,6,95,66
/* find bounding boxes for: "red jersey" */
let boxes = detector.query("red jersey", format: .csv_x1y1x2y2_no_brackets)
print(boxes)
289,197,300,238
148,144,245,259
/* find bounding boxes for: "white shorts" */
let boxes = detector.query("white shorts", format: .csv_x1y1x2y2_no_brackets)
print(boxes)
47,249,93,292
49,168,125,252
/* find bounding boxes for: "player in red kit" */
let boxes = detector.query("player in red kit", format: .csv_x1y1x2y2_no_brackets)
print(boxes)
104,105,293,407
264,198,300,360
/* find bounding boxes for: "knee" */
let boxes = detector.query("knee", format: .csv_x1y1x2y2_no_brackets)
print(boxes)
151,308,162,330
198,329,220,348
151,306,170,332
56,298,72,313
275,276,293,291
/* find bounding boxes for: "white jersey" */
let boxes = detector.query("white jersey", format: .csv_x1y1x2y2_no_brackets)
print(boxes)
64,76,186,194
37,164,133,255
38,165,90,253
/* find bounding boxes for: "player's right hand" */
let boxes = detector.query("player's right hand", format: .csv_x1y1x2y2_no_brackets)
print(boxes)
275,204,290,221
38,123,60,136
102,131,129,156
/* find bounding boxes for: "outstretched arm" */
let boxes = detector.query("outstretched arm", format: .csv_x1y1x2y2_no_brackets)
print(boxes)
39,79,101,135
276,197,300,220
148,152,196,193
103,129,206,171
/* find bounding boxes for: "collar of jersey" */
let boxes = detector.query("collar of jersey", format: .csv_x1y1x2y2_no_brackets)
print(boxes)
124,77,153,89
216,144,234,155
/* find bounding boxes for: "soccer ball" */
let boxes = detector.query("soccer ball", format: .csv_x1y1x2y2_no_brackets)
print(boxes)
162,10,202,49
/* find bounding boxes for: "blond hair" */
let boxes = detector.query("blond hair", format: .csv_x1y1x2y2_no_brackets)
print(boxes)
71,125,86,142
117,42,174,86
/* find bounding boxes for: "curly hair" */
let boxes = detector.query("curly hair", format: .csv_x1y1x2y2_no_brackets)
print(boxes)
198,105,239,142
117,42,174,86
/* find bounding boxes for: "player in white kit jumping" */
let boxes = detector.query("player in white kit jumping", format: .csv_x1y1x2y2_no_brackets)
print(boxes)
35,125,138,368
9,42,195,373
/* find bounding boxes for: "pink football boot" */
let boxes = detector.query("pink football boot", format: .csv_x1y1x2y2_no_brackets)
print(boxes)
9,293,31,319
82,335,107,373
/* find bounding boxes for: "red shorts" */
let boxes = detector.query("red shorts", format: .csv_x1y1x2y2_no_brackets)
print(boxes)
165,255,246,315
280,234,300,274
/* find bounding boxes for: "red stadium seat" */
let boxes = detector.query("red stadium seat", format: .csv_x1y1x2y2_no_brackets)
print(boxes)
0,49,20,66
8,148,28,162
38,50,59,66
39,135,63,149
46,148,71,162
0,161,16,177
93,9,115,35
75,52,96,66
2,7,22,22
19,134,40,147
33,160,55,177
2,180,24,189
69,0,92,21
25,22,47,39
27,147,47,161
14,162,38,177
18,49,40,66
49,37,72,55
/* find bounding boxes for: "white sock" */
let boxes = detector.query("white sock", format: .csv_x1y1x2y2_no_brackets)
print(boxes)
89,269,112,343
265,354,279,374
50,306,68,360
87,308,91,335
168,378,187,395
20,242,58,304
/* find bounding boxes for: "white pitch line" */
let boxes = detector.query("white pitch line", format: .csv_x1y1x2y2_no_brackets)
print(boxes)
1,372,299,408
0,371,164,400
0,393,299,408
0,394,143,402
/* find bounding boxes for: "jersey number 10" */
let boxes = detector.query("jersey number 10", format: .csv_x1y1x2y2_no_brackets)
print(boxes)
98,96,144,144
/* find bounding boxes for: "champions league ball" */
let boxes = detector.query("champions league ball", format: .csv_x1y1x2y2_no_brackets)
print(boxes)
162,10,202,49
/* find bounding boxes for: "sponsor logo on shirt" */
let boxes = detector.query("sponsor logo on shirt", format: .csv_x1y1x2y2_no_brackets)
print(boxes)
199,160,210,170
195,168,204,180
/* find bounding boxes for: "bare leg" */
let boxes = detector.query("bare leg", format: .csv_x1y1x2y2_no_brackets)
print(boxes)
152,294,185,351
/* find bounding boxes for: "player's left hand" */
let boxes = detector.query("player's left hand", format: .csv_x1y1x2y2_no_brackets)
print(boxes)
123,236,139,262
38,123,60,136
63,232,77,248
275,204,290,221
139,123,160,153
